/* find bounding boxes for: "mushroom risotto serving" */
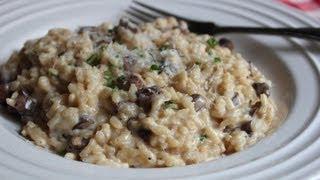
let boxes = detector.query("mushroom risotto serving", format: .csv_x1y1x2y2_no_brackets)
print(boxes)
0,17,275,168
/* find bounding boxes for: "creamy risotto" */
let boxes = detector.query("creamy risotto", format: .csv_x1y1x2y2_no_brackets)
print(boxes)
0,17,275,168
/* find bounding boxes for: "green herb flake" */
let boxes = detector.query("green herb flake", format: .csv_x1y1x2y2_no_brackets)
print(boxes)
206,37,218,48
117,75,126,82
195,61,201,65
109,83,118,89
213,57,221,63
138,52,145,58
162,100,178,110
48,68,58,76
108,28,114,34
57,150,67,156
150,64,161,72
86,53,101,66
104,69,116,88
199,134,208,142
159,44,170,51
100,45,108,52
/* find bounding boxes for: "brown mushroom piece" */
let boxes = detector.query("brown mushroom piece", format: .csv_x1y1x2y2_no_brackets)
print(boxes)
0,66,17,84
127,118,141,132
78,26,112,47
252,82,270,97
249,101,262,116
20,48,39,67
116,74,144,91
136,127,153,143
18,50,33,71
0,84,9,104
136,86,161,113
12,90,37,116
240,121,252,135
28,109,49,130
65,136,89,154
218,38,234,51
77,26,97,34
191,94,206,112
127,118,153,143
73,115,94,130
231,92,240,106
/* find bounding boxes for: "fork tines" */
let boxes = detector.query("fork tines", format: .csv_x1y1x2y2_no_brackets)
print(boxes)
124,0,179,25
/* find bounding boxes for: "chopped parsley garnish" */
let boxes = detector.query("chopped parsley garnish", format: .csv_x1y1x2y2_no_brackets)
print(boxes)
159,44,170,51
48,68,58,76
162,100,178,110
207,37,218,48
100,45,108,51
108,28,114,34
150,64,161,71
214,57,221,63
138,52,145,58
86,53,101,66
57,150,67,156
195,61,201,65
86,46,111,66
104,69,116,88
117,75,126,81
199,134,208,142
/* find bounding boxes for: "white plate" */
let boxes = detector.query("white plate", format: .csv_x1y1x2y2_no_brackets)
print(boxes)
0,0,319,179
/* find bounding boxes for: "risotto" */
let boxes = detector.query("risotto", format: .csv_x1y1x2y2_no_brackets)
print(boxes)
0,17,275,168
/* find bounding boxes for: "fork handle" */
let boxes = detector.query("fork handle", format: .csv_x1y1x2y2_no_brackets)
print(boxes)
212,27,320,41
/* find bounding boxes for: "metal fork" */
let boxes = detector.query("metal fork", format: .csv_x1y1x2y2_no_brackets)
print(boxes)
125,0,320,41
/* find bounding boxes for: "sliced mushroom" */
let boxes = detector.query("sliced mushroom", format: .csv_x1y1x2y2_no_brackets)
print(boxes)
126,118,153,143
20,48,39,67
20,115,33,124
218,38,234,51
127,118,141,132
0,84,9,104
19,107,48,131
41,95,54,112
73,115,94,130
252,82,270,97
116,74,144,91
65,136,89,154
18,49,34,71
240,121,252,135
12,90,37,116
223,125,234,133
191,94,206,112
136,127,153,143
136,86,161,113
0,65,17,84
78,26,112,47
249,101,261,116
231,92,240,106
78,26,97,34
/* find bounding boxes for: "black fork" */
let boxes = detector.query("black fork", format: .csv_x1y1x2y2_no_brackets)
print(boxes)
125,0,320,41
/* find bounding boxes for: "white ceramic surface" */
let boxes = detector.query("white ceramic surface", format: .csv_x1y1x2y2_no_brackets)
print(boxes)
0,0,319,179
